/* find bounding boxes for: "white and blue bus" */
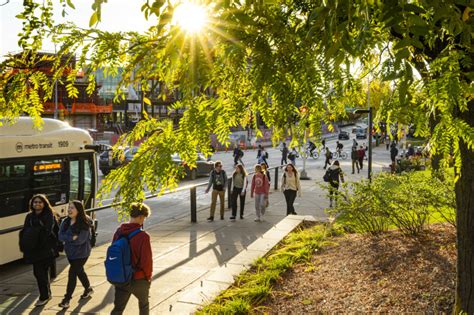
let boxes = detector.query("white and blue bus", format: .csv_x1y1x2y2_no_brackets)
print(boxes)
0,118,98,265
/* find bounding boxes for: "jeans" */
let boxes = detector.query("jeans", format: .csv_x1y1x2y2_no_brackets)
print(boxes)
254,194,266,218
65,257,90,300
210,190,225,218
283,189,297,215
231,187,246,217
33,257,54,300
324,157,331,169
329,183,340,205
112,279,150,315
281,157,288,165
352,159,360,173
358,158,364,169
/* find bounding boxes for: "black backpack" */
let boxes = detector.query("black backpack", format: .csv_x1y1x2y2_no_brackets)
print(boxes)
90,221,97,248
323,170,331,182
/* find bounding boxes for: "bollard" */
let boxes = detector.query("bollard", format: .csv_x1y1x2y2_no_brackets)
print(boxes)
274,167,279,190
227,177,233,209
190,187,197,223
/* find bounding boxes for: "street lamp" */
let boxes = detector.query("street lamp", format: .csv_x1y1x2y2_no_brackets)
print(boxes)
354,108,373,181
299,105,310,180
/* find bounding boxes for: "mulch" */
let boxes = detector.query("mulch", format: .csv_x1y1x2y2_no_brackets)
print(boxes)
263,224,456,313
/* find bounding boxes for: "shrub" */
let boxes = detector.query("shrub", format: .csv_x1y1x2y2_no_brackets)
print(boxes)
326,180,390,235
326,170,456,236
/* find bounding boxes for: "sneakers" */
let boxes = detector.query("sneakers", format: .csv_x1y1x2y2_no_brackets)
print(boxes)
35,297,51,307
230,216,236,221
58,298,70,309
207,217,214,222
254,217,261,222
240,215,244,220
80,287,94,299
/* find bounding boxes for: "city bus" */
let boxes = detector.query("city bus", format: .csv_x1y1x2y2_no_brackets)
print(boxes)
0,117,98,265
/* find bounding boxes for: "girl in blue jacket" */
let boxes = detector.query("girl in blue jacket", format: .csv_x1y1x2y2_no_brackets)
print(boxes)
58,200,93,308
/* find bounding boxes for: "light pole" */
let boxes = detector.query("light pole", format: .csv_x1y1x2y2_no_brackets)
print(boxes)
354,108,373,181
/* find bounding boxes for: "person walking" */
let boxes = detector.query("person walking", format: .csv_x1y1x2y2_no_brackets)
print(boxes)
19,194,59,307
110,203,152,315
323,147,332,170
288,147,298,165
230,164,248,221
357,145,365,170
233,145,244,166
280,142,289,165
58,200,94,309
386,136,391,150
352,139,358,149
351,146,360,174
321,139,326,149
205,161,227,221
250,164,269,222
390,142,399,173
281,164,302,215
325,161,345,208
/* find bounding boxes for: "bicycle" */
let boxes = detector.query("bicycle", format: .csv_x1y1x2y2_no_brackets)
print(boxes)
305,148,320,159
333,150,348,160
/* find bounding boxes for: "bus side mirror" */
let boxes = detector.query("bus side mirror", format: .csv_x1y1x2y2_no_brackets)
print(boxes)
84,144,110,152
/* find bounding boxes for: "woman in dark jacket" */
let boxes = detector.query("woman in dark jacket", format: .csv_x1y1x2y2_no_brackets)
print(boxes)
58,200,93,309
19,194,59,307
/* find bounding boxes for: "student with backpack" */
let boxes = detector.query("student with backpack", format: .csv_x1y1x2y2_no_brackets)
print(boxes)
357,145,366,169
250,164,269,222
230,164,248,221
205,161,228,221
280,142,289,165
351,146,360,174
323,147,332,169
19,194,59,307
288,147,298,165
323,161,345,208
233,145,244,166
109,203,152,315
281,164,302,215
58,200,94,309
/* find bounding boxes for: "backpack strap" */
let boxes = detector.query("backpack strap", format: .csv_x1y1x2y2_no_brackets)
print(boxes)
127,228,142,240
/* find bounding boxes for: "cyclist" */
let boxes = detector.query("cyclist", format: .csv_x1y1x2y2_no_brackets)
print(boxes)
308,140,317,156
336,141,344,154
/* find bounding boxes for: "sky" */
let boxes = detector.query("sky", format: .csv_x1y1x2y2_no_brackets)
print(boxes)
0,0,156,57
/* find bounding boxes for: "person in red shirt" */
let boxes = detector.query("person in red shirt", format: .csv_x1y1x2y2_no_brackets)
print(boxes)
357,145,366,170
111,203,152,315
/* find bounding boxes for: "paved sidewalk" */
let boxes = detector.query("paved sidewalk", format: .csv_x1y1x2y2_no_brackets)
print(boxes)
0,146,390,314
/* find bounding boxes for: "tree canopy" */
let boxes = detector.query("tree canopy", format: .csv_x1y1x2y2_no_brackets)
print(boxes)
0,1,473,308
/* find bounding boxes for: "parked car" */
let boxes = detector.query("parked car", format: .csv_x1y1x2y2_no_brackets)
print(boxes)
352,123,368,133
99,146,137,175
172,153,214,179
355,128,368,139
338,131,350,140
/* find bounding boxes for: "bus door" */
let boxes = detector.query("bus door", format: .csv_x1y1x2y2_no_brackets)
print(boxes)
69,154,96,211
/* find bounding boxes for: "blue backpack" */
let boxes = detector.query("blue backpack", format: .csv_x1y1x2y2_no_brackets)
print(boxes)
105,228,142,285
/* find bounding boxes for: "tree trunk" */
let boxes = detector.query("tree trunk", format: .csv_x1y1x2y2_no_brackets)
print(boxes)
429,112,442,173
455,100,474,312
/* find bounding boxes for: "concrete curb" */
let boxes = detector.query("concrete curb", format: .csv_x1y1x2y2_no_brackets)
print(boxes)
170,215,318,313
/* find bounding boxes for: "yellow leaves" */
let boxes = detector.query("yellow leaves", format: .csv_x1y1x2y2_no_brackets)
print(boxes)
89,12,98,27
143,96,152,106
462,7,472,22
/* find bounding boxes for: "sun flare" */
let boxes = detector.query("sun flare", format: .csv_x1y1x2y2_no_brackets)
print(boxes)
173,2,208,34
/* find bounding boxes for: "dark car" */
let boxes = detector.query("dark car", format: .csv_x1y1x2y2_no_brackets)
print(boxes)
355,128,367,139
172,153,214,179
99,146,137,175
338,131,350,140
